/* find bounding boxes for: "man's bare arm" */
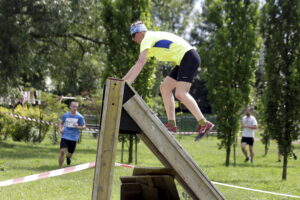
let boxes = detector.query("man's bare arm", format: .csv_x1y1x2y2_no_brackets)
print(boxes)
123,50,148,84
58,122,64,133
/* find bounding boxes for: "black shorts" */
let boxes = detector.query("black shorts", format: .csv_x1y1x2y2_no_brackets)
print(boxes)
168,49,201,83
241,137,254,146
60,138,77,154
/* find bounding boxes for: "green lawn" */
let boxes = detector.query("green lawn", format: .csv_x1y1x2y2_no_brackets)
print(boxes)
0,133,299,200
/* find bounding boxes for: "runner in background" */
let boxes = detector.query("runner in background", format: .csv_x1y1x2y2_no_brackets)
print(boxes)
58,101,85,168
241,107,257,163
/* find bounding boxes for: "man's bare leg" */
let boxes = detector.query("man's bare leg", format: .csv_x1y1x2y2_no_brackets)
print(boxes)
160,77,177,121
249,145,254,163
241,143,250,162
66,152,73,165
174,81,205,121
67,152,73,159
59,148,67,168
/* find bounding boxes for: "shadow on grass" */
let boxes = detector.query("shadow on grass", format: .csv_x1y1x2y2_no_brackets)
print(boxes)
0,141,96,160
8,164,61,172
200,162,291,169
0,142,15,148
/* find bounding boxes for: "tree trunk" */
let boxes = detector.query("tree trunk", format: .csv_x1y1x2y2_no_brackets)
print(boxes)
121,136,125,163
264,143,269,156
78,131,82,143
38,107,42,141
53,126,58,144
282,151,288,180
225,146,231,166
128,134,133,163
233,135,237,167
135,135,138,164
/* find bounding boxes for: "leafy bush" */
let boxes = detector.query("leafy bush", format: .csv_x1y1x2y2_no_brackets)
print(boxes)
0,107,15,140
40,92,68,144
0,92,68,143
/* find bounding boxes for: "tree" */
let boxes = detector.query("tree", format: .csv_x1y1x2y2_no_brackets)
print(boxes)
194,0,259,166
0,0,105,96
100,0,155,101
100,0,154,163
152,0,196,35
260,0,300,180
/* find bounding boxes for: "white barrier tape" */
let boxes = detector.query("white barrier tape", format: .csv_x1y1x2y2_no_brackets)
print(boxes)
0,162,134,187
0,111,99,132
0,111,58,126
1,161,299,199
211,181,300,199
172,131,218,135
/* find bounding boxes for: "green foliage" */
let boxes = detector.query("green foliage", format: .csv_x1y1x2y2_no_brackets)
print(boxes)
0,107,14,140
40,92,68,117
100,0,156,163
0,92,68,143
0,0,105,96
76,92,103,123
40,92,68,144
100,0,156,102
195,0,259,166
260,0,300,180
0,106,48,142
152,0,196,34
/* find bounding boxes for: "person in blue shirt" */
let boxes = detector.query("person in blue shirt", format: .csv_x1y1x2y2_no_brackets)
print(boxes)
58,101,85,168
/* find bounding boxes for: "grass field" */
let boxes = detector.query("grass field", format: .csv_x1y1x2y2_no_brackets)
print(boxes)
0,133,299,200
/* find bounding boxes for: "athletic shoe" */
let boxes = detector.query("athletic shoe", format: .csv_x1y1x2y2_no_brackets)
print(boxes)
164,123,177,132
245,157,250,163
66,157,71,165
194,121,214,142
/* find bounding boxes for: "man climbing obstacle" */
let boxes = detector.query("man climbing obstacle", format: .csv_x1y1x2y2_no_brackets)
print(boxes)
58,101,85,168
123,21,213,141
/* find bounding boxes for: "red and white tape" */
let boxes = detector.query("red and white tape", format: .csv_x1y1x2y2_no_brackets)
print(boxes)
0,111,56,126
1,162,299,199
173,131,217,135
0,162,133,187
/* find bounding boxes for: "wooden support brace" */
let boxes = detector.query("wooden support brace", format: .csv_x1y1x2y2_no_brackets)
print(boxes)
123,90,225,200
92,79,225,200
92,79,125,200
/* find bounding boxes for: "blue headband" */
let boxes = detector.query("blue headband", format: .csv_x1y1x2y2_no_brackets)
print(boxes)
130,23,148,35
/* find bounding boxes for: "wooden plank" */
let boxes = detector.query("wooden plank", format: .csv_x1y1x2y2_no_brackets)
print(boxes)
123,94,225,200
138,132,198,198
92,79,125,200
121,175,179,200
133,167,176,178
121,183,158,200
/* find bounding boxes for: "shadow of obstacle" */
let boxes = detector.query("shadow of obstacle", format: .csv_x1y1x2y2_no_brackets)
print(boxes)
0,144,58,160
0,140,97,160
230,163,295,169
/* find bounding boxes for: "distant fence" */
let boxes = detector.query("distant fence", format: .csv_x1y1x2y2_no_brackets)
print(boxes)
81,114,217,133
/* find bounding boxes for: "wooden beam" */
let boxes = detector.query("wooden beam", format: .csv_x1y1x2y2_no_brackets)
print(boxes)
123,93,225,200
92,78,125,200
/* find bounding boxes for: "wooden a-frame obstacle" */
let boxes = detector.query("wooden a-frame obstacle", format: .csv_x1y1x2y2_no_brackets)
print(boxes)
92,78,225,200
